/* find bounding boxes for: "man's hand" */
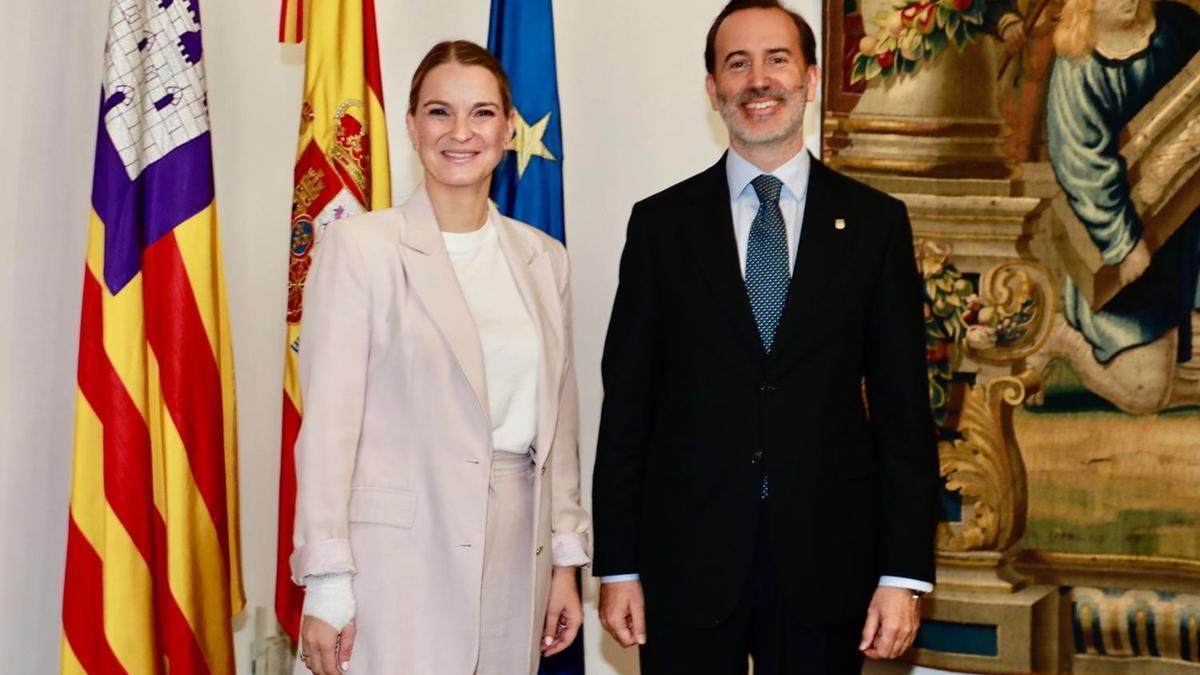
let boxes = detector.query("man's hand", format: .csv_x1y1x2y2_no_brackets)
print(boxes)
859,587,921,659
299,616,356,674
598,580,647,647
542,567,584,656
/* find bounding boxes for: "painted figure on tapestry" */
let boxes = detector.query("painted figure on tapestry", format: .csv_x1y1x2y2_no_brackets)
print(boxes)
1036,0,1200,414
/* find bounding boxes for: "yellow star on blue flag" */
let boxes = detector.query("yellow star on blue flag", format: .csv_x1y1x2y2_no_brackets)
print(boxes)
508,110,557,178
489,0,566,243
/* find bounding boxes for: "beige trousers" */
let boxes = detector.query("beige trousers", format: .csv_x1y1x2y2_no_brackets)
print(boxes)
474,450,536,675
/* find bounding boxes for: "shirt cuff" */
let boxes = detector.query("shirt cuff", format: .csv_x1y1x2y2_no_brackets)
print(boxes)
599,573,641,584
552,532,592,568
878,575,934,594
301,572,356,632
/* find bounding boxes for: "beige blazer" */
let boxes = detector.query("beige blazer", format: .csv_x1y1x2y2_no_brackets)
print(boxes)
290,185,591,674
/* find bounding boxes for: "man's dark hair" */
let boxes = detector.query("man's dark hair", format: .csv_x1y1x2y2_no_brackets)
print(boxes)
704,0,818,74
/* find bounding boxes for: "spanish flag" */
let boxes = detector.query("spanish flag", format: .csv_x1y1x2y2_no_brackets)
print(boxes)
275,0,391,643
61,0,244,673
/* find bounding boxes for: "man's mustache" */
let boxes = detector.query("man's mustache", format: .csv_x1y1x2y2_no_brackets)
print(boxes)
736,87,789,105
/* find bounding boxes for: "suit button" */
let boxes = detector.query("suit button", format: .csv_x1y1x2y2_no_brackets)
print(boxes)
540,465,547,475
535,545,544,555
750,450,763,464
759,384,777,393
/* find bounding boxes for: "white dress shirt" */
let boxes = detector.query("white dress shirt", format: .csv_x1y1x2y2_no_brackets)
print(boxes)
727,145,809,278
601,148,933,595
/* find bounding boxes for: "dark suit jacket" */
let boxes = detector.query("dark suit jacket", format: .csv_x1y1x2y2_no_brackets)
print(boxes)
592,154,939,628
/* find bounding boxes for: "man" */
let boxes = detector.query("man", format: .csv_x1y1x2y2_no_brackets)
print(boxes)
591,1,940,672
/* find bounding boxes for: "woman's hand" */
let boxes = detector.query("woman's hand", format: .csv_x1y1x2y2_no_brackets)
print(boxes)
541,567,583,657
299,616,356,674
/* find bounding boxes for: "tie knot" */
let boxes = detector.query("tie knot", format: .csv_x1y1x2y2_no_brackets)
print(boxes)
751,174,783,204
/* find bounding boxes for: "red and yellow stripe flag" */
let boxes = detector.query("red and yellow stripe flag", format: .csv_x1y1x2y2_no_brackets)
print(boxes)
275,0,391,642
62,0,243,673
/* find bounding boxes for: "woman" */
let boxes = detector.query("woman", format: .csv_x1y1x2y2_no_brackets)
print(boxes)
1039,0,1200,412
290,41,590,675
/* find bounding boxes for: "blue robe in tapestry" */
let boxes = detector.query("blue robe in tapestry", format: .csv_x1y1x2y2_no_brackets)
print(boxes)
1046,1,1200,363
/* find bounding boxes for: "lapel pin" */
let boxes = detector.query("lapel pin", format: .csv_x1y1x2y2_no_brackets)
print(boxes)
835,218,846,231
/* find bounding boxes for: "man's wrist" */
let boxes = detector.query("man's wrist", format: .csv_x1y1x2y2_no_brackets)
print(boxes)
878,575,934,594
599,573,640,584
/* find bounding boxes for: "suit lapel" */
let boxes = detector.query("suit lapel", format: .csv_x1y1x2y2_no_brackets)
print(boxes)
683,156,763,352
395,185,491,422
773,158,859,355
493,209,564,466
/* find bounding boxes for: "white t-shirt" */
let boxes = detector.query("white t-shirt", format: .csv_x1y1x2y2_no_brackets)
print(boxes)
442,216,540,454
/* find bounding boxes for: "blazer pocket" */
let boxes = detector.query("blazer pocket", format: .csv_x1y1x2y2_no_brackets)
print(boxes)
348,487,417,528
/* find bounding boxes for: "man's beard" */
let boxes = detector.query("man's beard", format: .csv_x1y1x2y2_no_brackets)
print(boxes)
717,84,807,146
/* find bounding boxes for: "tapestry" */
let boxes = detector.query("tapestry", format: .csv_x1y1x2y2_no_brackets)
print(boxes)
822,0,1200,664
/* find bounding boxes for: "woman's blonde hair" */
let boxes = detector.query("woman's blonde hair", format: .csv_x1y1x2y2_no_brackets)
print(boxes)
407,40,513,115
1054,0,1155,59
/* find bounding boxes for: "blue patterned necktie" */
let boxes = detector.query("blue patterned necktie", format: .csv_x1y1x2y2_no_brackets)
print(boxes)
745,174,788,499
745,174,789,353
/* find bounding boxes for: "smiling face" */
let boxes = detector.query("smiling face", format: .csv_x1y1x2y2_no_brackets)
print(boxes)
705,7,820,156
406,62,515,191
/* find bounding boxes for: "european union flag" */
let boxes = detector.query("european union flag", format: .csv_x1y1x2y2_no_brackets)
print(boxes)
488,0,566,243
489,7,582,675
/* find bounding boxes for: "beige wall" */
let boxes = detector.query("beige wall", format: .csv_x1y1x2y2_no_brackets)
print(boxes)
3,1,865,673
0,0,108,671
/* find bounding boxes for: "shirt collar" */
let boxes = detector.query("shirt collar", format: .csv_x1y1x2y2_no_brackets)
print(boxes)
725,146,811,204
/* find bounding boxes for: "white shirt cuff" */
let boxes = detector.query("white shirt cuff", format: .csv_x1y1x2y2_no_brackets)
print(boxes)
878,575,934,594
301,572,356,631
598,574,930,592
599,573,641,583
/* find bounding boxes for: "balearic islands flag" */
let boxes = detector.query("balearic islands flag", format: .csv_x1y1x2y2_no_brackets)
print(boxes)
61,0,244,673
274,0,392,644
